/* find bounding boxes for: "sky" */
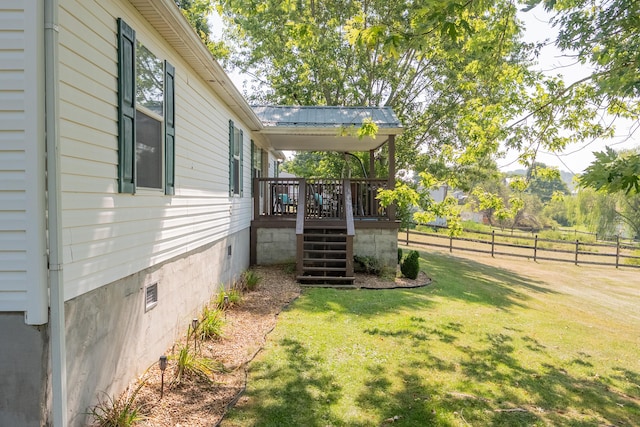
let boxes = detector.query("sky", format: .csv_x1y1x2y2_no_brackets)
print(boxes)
500,6,639,175
211,7,638,176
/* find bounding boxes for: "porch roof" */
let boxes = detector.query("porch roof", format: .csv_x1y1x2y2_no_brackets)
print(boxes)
252,106,403,152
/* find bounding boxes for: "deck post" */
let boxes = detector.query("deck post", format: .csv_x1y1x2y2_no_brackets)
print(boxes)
387,135,396,221
369,149,375,178
253,177,260,219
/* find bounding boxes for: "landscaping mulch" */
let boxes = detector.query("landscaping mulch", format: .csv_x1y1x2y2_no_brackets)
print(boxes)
126,265,429,426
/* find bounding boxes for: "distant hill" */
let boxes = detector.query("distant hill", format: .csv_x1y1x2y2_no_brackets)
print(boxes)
506,168,578,192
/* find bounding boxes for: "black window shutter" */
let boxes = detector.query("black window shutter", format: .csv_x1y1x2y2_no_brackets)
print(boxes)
117,18,136,193
239,129,244,196
164,61,175,195
250,140,255,197
229,120,234,196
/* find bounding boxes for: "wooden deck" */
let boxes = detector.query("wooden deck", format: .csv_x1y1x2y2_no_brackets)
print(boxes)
251,178,399,285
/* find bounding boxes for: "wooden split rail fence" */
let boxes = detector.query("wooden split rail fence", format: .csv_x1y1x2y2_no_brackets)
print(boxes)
401,227,640,269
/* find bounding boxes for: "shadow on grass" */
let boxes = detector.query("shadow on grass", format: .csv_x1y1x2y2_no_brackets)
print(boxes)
224,338,342,427
421,251,558,310
225,252,639,426
454,331,640,426
294,250,557,319
358,320,640,426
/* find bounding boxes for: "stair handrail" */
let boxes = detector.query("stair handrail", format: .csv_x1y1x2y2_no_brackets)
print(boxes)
343,179,355,236
295,180,306,277
296,180,306,235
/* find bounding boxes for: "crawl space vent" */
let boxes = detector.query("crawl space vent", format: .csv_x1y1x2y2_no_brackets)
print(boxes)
145,283,158,311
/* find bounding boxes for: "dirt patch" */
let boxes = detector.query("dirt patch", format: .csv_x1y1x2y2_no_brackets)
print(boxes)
122,265,427,426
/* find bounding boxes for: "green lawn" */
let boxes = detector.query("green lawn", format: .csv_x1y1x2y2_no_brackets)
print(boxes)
222,251,640,426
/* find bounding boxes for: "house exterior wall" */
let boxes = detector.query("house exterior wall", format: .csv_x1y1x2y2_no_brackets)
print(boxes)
55,0,255,422
254,226,398,268
2,0,259,424
58,0,253,301
353,228,398,269
0,2,48,324
64,228,249,426
256,227,297,264
0,313,49,427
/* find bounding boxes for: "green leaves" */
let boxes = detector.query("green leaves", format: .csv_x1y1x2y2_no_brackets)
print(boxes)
176,0,230,59
356,118,379,139
210,0,639,232
580,148,640,195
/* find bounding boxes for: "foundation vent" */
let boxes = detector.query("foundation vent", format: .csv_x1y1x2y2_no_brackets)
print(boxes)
145,283,158,311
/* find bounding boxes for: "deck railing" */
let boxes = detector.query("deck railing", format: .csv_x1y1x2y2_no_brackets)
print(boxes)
253,177,391,221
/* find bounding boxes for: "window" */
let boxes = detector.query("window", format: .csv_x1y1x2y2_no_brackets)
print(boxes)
251,141,262,179
228,120,243,196
251,141,262,197
136,42,163,189
117,18,175,195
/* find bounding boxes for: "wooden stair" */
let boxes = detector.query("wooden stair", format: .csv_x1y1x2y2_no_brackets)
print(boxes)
296,222,354,286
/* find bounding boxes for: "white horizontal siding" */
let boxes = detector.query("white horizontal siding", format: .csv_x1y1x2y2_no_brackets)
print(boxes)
59,0,255,300
0,3,48,324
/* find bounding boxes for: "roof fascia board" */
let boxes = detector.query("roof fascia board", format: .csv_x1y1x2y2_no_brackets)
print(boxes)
129,0,263,130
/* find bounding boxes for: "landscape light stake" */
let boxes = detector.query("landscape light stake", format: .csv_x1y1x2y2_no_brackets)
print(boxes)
159,355,168,399
192,318,199,351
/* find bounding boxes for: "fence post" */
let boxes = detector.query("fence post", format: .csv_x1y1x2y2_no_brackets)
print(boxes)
534,235,538,262
615,235,620,269
406,226,409,245
449,234,453,253
575,239,579,265
491,230,495,257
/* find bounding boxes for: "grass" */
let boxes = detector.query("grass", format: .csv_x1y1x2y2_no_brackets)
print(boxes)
222,251,640,426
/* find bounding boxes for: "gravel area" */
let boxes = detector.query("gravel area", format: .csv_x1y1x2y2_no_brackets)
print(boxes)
120,265,429,427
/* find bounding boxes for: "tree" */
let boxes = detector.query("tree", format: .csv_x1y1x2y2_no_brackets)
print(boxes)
524,163,569,203
573,188,619,238
580,147,640,195
542,192,573,227
215,0,548,174
281,151,369,178
176,0,229,59
208,0,628,234
524,0,640,192
579,149,640,238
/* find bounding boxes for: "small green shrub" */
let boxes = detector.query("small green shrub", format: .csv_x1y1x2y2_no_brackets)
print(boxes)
400,250,420,280
397,248,403,264
215,288,242,309
354,255,382,275
242,270,261,291
171,345,223,386
88,380,147,427
199,305,224,340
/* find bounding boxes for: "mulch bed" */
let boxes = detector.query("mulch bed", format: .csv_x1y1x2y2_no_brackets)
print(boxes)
123,265,429,426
